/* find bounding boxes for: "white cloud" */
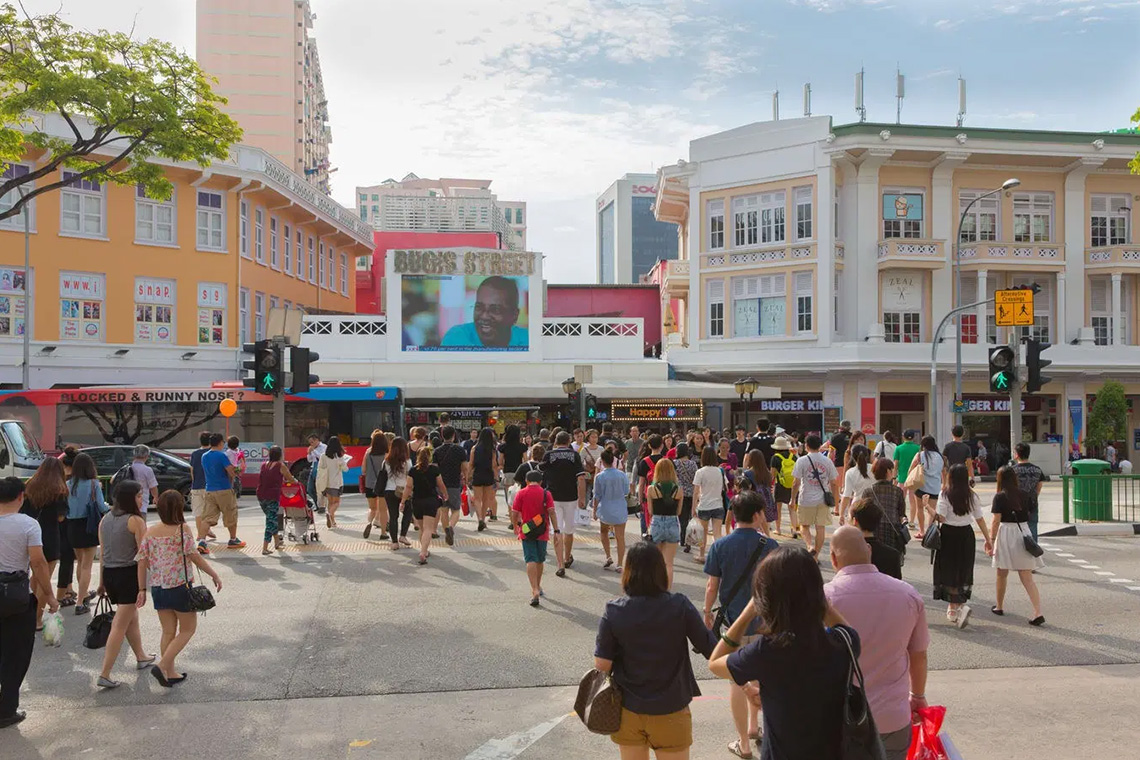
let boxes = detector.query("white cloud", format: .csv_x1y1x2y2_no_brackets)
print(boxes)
933,18,963,30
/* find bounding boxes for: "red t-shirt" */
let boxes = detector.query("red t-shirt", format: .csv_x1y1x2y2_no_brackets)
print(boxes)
512,484,554,541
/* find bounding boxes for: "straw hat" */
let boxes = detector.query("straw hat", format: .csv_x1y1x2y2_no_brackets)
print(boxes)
772,435,793,451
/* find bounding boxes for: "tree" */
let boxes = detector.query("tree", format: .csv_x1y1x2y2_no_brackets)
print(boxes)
0,3,242,221
1132,107,1140,175
1086,380,1128,458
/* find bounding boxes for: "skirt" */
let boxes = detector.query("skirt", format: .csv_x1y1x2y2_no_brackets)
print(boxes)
993,522,1046,571
774,483,792,504
66,517,100,549
932,523,977,604
102,564,139,605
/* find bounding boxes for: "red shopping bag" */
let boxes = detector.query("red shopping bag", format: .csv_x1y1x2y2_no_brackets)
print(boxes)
907,705,948,760
460,488,470,516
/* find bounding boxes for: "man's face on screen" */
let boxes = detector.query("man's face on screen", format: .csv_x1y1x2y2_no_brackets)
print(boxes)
473,283,519,346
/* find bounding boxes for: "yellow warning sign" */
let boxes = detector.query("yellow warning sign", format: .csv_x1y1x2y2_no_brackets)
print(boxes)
995,289,1034,326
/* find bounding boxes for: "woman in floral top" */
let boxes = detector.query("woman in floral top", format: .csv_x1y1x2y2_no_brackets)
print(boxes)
673,443,699,554
136,491,222,687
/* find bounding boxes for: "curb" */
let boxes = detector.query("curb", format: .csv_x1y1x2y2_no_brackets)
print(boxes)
1040,523,1140,537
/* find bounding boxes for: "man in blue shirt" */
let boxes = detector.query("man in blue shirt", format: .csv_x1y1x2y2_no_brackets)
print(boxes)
440,276,528,349
197,433,243,553
703,492,777,754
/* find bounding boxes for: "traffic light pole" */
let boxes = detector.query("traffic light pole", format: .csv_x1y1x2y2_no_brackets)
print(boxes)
1009,333,1021,470
580,387,588,432
930,296,994,444
272,338,288,448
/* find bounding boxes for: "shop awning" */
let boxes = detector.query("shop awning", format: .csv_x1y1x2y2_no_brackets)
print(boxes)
398,379,780,402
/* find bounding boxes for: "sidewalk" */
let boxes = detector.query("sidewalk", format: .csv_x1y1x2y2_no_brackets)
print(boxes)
973,481,1139,536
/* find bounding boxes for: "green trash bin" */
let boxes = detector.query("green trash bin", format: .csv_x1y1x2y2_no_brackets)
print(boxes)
1070,459,1113,521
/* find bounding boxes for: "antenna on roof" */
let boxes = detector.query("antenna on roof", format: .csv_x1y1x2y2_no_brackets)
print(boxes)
772,88,780,121
855,68,866,123
957,77,967,127
896,67,905,125
803,83,812,117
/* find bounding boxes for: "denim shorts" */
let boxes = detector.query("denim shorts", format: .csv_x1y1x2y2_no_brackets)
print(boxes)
650,515,681,544
151,584,192,613
522,539,548,564
696,508,726,522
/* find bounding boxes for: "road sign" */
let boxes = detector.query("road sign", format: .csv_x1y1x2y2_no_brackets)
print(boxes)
995,289,1034,326
951,398,967,414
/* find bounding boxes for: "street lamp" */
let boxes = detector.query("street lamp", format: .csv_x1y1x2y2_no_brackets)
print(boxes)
953,177,1020,419
734,376,761,435
562,377,582,427
16,185,32,390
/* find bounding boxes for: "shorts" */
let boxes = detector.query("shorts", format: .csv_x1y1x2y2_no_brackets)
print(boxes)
101,564,139,605
649,515,681,544
67,518,100,549
522,538,548,564
323,487,342,498
500,472,515,490
696,508,725,523
151,584,192,613
442,487,462,511
774,483,792,504
611,706,692,751
190,489,207,518
553,500,579,536
203,489,239,530
915,489,938,499
412,497,439,520
798,503,832,526
364,487,379,499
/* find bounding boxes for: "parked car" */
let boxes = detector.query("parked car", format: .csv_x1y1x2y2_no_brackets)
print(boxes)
80,445,193,504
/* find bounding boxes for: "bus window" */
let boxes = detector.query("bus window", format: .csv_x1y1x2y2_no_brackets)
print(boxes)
349,402,398,444
1,420,43,459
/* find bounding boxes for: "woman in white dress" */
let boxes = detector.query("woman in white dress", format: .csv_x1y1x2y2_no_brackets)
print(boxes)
988,466,1045,626
839,444,875,525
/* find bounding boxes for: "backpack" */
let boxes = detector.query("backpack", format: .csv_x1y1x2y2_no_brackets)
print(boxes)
640,456,659,500
109,462,135,495
773,453,796,489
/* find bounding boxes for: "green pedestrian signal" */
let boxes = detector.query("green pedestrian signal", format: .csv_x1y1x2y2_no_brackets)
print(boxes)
988,346,1016,395
992,371,1011,391
261,373,276,392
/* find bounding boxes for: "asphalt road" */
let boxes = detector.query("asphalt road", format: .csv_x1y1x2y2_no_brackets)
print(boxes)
8,494,1140,759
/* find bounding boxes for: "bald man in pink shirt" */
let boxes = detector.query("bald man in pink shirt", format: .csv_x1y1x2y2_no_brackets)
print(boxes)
825,526,929,760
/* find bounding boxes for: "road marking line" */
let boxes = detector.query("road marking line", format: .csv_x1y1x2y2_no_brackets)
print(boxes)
1094,571,1114,576
1128,587,1140,591
1055,553,1075,557
1108,578,1136,583
463,714,569,760
1068,559,1088,564
1083,566,1101,569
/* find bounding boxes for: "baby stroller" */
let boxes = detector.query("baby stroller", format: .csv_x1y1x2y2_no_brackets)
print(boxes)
280,482,319,545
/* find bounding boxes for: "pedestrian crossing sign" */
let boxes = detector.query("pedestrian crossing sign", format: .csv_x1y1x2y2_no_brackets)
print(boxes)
995,289,1034,326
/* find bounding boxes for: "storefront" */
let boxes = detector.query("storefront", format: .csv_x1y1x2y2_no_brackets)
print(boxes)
610,399,704,433
879,393,927,440
403,407,541,437
733,395,824,437
959,394,1059,471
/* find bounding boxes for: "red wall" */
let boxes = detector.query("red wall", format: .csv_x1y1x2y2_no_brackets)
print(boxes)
356,230,503,314
546,285,661,353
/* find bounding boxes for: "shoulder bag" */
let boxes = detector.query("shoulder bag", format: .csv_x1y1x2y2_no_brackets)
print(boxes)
834,626,887,760
808,455,836,508
574,667,623,735
709,536,768,637
904,453,925,491
869,485,911,547
720,467,732,511
179,524,216,613
85,480,104,536
1017,517,1045,557
921,518,942,552
0,570,30,617
84,595,115,649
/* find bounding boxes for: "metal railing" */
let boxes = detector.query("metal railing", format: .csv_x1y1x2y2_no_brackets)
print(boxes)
1060,474,1140,523
374,195,520,250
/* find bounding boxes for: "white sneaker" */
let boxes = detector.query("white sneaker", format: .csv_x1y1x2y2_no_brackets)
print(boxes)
956,605,971,629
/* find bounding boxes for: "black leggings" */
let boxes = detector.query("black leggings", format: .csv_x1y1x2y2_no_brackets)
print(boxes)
680,496,693,544
0,596,36,718
385,493,416,541
56,523,74,589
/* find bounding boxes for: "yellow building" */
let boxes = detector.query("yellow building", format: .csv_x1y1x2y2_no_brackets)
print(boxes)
0,120,372,387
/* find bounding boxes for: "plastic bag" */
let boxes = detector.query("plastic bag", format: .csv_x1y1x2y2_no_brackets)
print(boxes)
461,488,470,516
685,519,704,548
575,508,592,528
507,485,519,509
42,611,64,647
907,705,948,760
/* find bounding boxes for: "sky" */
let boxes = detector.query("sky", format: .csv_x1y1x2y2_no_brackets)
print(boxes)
19,0,1140,283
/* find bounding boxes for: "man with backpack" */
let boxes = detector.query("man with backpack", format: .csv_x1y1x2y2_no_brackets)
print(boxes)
770,435,799,538
113,445,159,515
635,434,666,540
791,434,838,560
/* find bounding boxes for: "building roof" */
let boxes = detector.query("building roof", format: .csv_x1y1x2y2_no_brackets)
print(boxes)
832,121,1140,147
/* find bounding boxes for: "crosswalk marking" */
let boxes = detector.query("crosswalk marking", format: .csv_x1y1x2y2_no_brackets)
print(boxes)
1108,578,1136,583
1093,571,1114,576
1055,553,1075,557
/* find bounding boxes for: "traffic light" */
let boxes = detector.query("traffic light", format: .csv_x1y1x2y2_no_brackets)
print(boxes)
242,340,283,395
988,345,1016,394
290,346,320,393
567,390,581,423
584,393,598,422
1025,339,1052,394
241,340,266,391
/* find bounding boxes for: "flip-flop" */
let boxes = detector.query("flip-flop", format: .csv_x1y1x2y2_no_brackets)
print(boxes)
728,739,754,758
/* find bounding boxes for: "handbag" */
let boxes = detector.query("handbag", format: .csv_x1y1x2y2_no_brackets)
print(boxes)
808,454,836,508
921,520,942,551
179,525,216,613
574,667,623,735
834,626,887,760
83,595,115,649
904,454,925,491
1019,521,1044,557
85,480,104,536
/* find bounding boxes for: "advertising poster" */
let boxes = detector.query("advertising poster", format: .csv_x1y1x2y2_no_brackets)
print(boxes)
402,274,529,352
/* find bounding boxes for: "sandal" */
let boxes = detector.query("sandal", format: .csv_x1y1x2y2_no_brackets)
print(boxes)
728,739,754,759
399,537,411,546
58,596,77,608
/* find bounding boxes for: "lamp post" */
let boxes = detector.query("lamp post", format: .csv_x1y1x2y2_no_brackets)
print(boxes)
953,177,1020,422
734,377,761,435
17,185,31,390
562,377,582,428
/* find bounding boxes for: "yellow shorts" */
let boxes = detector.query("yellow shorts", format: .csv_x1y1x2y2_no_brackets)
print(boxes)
798,504,833,526
610,707,692,751
203,490,239,530
190,489,207,518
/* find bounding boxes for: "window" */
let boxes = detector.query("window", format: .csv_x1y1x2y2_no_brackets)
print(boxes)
1089,275,1130,346
371,193,379,201
1013,192,1053,243
197,282,226,346
359,193,367,202
60,171,104,237
308,237,316,282
1091,195,1131,247
707,199,725,250
340,252,349,295
882,190,923,239
833,185,840,239
708,279,725,337
295,230,304,277
733,195,758,247
254,208,265,263
360,206,367,220
959,190,999,243
0,266,28,337
327,247,335,291
833,268,842,334
356,255,371,271
516,208,524,224
318,242,326,287
958,274,979,344
0,164,33,230
794,271,813,333
134,185,175,245
239,200,249,257
254,291,265,340
881,272,922,343
196,191,225,251
760,191,786,244
239,287,250,344
732,274,786,338
59,271,105,341
794,186,813,241
269,217,280,268
270,295,279,313
283,223,292,274
134,277,175,343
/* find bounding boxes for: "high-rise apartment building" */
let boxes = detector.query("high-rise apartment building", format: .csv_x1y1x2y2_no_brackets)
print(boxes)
596,173,678,284
196,0,334,194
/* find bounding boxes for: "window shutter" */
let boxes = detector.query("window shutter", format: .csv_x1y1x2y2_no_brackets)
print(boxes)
1091,196,1108,215
794,271,813,294
772,273,786,295
708,279,725,302
961,274,978,304
1090,276,1108,313
1110,196,1130,214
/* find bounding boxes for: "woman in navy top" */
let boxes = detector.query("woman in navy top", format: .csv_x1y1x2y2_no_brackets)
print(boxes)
594,541,717,758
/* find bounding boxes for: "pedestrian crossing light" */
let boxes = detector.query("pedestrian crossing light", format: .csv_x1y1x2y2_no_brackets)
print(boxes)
1025,339,1052,394
585,393,598,421
988,346,1016,394
242,340,283,396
